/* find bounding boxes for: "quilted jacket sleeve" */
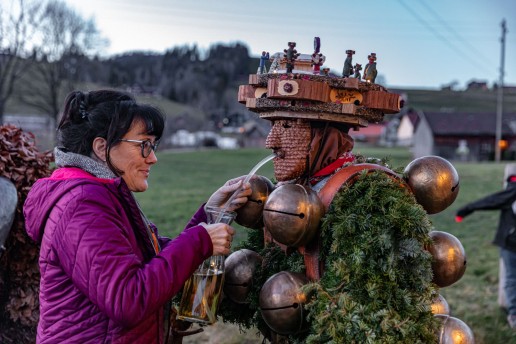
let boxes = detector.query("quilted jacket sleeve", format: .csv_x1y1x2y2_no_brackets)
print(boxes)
185,204,208,229
53,184,212,327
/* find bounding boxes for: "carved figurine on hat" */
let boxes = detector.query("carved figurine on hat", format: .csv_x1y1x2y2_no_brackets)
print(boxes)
342,49,355,78
283,42,300,74
269,52,281,73
258,51,270,74
364,52,378,83
353,63,362,79
311,37,325,75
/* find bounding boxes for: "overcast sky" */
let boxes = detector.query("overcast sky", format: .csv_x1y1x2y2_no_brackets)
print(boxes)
63,0,515,89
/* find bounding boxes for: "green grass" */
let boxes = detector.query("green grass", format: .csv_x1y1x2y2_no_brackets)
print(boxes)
135,147,274,244
136,146,514,343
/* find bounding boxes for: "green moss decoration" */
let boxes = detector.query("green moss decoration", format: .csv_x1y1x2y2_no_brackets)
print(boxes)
218,169,439,343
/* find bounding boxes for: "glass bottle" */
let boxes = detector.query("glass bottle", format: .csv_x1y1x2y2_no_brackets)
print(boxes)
177,207,236,324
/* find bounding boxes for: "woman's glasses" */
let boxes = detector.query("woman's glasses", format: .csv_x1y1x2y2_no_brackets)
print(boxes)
119,139,159,158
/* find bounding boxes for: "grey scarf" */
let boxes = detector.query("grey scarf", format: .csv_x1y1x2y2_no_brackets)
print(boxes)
54,147,117,180
54,148,159,252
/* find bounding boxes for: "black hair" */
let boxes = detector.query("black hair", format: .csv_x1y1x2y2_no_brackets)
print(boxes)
57,89,165,175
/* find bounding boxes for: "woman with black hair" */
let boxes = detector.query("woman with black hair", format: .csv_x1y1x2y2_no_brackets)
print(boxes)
24,89,250,343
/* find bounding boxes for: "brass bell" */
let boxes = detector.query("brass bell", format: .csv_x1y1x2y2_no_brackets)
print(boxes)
263,184,324,247
235,175,275,229
403,156,460,214
431,294,450,315
435,315,475,344
259,271,309,335
223,249,262,304
428,231,467,288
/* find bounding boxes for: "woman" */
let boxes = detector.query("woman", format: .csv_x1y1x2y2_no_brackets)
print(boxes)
23,89,250,343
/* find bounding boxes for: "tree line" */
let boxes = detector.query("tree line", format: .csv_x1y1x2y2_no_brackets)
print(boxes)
0,0,258,127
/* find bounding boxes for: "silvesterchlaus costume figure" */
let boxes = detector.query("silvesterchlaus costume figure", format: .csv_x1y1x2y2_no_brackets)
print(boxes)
217,39,475,343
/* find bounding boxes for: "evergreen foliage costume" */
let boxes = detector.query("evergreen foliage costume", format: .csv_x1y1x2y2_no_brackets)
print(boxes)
215,39,473,343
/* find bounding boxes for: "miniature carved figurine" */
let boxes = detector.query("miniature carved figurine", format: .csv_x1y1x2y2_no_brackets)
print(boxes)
269,52,281,73
342,49,355,78
258,51,270,74
364,53,378,83
353,63,362,80
283,42,300,74
311,37,325,75
311,52,326,75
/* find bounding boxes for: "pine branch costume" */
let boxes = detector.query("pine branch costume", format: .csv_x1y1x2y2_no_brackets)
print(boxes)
218,159,439,343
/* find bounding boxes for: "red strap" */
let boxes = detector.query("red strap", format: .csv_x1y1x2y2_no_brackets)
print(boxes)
310,153,355,185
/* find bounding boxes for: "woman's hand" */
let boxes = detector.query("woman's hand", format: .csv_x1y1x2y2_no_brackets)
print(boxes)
202,223,235,256
205,176,252,212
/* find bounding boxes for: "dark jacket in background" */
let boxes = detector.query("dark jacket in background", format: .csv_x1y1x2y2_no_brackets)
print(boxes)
457,181,516,253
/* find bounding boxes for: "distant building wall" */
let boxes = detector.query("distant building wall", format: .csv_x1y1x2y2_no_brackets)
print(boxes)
397,115,414,146
411,112,434,158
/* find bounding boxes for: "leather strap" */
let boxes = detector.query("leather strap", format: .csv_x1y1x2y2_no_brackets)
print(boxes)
264,164,401,282
318,163,399,210
302,164,401,281
299,233,323,281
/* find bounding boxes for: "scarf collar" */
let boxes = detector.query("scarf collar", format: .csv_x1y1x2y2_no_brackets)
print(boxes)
54,147,117,180
309,152,355,185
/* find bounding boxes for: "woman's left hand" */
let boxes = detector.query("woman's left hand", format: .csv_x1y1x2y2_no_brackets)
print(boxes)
205,176,252,212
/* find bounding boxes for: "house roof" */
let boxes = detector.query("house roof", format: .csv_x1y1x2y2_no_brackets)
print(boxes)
422,111,516,136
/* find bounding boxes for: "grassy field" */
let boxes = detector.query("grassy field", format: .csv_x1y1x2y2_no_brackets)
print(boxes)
136,145,513,343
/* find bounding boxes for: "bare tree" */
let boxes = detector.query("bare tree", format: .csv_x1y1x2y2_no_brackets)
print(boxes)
0,0,42,124
19,0,107,123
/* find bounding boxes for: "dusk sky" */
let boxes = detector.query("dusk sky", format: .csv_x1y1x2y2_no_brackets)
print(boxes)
63,0,515,90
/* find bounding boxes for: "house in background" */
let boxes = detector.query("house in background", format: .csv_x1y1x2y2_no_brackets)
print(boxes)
411,111,516,161
349,123,386,145
396,109,420,146
466,80,489,91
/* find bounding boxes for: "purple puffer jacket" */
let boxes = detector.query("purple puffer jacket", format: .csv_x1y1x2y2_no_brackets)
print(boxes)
24,167,213,344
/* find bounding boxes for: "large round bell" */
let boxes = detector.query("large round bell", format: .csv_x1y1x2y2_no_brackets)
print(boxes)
428,231,467,288
403,156,460,214
431,293,450,315
263,184,324,247
435,315,475,344
223,249,262,304
259,271,309,335
235,175,275,229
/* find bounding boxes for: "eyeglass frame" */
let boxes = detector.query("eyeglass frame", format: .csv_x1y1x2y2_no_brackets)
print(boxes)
118,139,159,158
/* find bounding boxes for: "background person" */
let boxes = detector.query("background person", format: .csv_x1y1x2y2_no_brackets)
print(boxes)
456,163,516,329
23,89,250,343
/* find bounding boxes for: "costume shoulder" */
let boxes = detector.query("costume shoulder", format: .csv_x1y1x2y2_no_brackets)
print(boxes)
317,163,400,210
24,170,119,243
